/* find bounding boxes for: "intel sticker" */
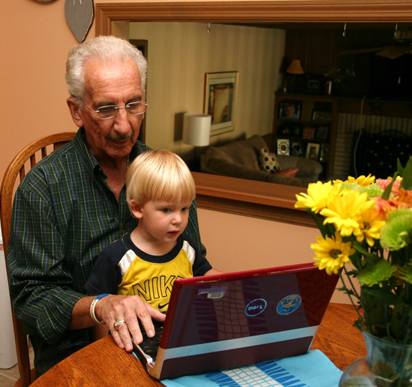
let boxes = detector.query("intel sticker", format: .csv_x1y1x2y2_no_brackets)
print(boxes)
276,295,302,315
245,298,267,317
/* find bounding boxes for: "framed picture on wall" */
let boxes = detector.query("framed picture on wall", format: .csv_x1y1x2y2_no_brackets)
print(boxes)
204,71,239,136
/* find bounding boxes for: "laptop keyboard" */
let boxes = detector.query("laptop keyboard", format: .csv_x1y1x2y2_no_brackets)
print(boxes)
133,320,164,363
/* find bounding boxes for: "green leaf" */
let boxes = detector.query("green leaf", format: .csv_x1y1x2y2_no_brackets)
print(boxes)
357,260,396,286
397,158,404,176
399,264,412,285
400,156,412,190
352,241,380,262
382,176,397,200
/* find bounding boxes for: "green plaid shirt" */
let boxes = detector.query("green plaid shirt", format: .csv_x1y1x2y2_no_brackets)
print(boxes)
7,128,205,374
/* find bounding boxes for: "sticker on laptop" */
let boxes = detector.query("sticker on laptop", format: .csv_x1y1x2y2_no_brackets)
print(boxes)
244,298,267,317
276,294,302,315
198,287,227,299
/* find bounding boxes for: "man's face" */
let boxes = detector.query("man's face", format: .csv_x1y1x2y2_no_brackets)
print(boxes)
74,58,145,162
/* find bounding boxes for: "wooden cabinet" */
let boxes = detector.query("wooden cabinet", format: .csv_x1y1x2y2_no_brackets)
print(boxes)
272,92,338,180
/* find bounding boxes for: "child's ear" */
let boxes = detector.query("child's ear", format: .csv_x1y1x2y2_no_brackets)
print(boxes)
129,199,143,219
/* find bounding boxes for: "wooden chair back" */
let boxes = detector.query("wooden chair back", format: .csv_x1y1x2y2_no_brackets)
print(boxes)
0,132,76,387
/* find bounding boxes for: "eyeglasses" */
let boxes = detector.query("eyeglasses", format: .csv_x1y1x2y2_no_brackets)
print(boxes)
86,101,148,120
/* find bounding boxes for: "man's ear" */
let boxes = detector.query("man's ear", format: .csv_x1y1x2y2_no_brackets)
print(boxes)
67,98,84,128
129,199,143,219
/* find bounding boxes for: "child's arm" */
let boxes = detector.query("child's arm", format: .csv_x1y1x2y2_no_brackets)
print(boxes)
92,323,110,341
204,268,224,276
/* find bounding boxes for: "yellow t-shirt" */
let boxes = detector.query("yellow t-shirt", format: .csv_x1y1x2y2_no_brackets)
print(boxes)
117,240,195,312
85,232,212,312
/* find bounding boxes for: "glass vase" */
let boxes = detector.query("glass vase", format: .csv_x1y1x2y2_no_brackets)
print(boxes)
339,331,412,387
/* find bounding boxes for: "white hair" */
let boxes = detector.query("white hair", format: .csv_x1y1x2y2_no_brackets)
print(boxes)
65,36,147,106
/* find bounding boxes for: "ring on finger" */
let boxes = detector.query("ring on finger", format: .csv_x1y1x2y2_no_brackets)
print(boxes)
114,319,126,331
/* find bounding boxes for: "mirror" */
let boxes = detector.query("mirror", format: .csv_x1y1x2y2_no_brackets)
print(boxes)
95,2,412,219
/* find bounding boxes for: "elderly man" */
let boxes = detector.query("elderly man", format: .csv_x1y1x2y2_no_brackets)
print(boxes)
8,36,207,374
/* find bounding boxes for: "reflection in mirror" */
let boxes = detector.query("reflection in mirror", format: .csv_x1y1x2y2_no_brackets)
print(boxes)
132,21,412,183
96,2,412,216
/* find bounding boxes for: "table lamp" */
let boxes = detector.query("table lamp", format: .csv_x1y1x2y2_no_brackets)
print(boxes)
286,59,304,74
285,59,304,93
183,113,211,170
183,113,211,147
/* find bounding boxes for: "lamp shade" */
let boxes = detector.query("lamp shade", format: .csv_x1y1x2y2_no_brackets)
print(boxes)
286,59,304,74
183,113,211,147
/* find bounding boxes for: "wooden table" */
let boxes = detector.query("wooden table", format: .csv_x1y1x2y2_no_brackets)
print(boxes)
31,303,366,386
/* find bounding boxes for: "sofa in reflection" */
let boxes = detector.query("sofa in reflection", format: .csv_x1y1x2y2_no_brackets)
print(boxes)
200,134,323,187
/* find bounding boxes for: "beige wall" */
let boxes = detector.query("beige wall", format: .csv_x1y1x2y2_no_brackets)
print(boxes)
1,1,85,180
198,208,348,303
129,22,284,154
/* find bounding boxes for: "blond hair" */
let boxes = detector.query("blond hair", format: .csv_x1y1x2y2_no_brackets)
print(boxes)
126,149,195,207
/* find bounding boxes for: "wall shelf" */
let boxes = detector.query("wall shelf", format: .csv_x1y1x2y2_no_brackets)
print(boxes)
272,92,338,180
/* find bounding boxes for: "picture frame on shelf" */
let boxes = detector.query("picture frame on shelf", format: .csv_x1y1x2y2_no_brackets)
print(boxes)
303,74,324,95
306,142,320,160
277,123,303,137
312,110,332,122
279,100,302,120
292,124,303,137
316,125,329,140
319,143,330,162
277,124,293,136
302,127,316,140
291,141,304,157
277,138,290,155
204,71,239,136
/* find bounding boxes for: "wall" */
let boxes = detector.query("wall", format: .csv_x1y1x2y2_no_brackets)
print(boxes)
198,208,348,303
129,22,284,155
1,1,77,181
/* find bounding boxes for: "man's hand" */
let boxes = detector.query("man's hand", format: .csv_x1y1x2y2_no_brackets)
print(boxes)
87,294,165,352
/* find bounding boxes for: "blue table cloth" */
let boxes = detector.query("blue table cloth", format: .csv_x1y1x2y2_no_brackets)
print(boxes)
161,350,343,387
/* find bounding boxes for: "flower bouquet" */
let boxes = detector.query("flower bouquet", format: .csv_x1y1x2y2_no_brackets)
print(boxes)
295,157,412,386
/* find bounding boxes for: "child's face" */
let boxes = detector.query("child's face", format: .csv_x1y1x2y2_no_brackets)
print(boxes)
135,198,192,244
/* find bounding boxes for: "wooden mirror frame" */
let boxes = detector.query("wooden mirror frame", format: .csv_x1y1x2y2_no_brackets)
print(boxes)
95,1,412,228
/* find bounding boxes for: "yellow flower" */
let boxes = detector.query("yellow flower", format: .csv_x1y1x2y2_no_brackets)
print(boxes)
295,181,341,213
355,204,386,246
321,190,375,237
346,174,375,186
311,233,355,275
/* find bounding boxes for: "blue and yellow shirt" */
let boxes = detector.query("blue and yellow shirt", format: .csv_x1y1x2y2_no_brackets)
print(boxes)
85,232,212,312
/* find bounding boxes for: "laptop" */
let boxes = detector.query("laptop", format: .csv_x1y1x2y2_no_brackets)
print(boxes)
132,262,339,380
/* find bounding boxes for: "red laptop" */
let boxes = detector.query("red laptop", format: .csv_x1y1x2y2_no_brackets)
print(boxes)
132,262,338,380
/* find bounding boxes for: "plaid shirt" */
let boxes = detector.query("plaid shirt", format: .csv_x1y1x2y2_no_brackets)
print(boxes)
7,128,205,374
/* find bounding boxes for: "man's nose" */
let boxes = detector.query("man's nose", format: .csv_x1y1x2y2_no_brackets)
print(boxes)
113,108,132,132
